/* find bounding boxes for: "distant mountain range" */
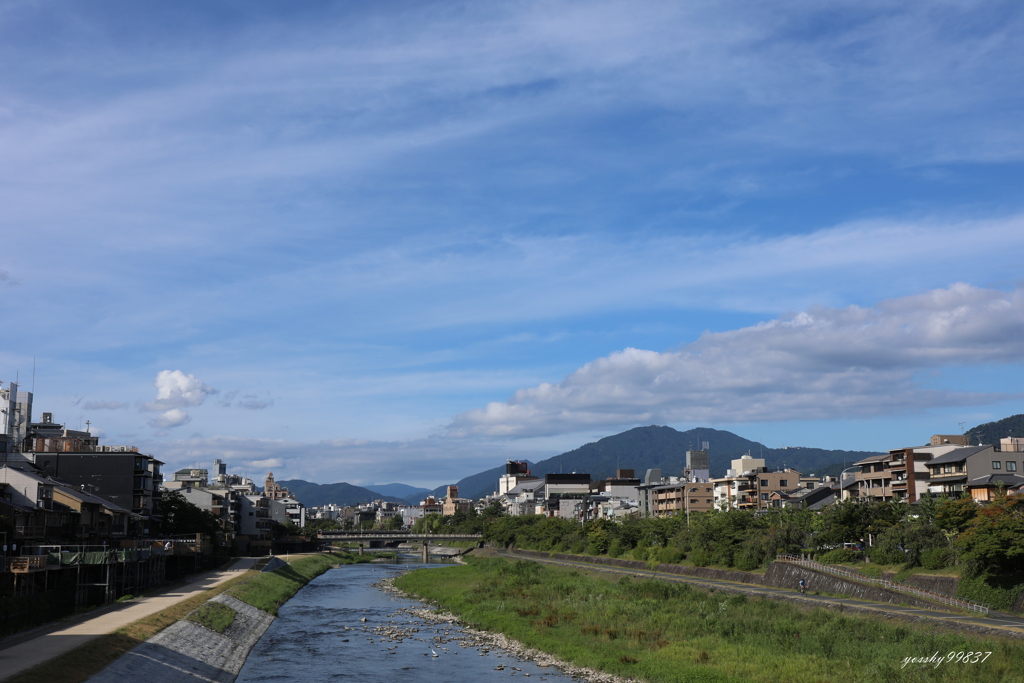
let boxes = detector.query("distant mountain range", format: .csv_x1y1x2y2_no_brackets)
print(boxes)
276,480,410,508
427,425,883,501
363,483,432,502
268,419,1022,508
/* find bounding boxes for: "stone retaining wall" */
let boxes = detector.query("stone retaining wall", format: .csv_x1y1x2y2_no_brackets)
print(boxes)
881,571,960,596
763,563,948,610
86,595,273,683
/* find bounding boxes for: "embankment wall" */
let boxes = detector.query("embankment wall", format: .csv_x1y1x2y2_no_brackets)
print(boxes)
86,595,272,683
511,549,949,611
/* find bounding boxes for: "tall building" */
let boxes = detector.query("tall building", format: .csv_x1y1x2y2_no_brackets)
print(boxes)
0,381,32,453
684,449,710,482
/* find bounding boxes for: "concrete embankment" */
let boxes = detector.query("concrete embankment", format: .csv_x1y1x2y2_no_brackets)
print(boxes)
86,595,273,683
87,554,341,683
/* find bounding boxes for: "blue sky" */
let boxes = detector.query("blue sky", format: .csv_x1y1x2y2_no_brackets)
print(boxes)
2,1,1024,488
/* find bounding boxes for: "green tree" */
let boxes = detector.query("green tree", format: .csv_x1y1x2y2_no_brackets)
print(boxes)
159,491,221,539
957,493,1024,576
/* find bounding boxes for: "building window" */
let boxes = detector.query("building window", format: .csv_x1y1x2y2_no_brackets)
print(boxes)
761,493,768,500
943,465,953,474
992,461,1001,470
1008,462,1018,472
760,479,769,486
780,479,788,487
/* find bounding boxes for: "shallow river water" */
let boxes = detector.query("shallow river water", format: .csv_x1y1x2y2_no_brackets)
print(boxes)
235,561,581,683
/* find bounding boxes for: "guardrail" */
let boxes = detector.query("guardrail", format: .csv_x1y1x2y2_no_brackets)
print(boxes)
775,554,989,615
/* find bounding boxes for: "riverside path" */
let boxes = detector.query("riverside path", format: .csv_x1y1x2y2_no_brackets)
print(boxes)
0,557,257,682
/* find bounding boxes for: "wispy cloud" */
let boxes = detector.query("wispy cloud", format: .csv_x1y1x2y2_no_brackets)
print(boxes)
449,284,1024,437
83,400,128,410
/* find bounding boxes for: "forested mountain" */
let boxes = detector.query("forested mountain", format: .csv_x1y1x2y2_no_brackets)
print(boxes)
277,480,407,507
363,483,432,503
431,425,882,500
965,414,1024,446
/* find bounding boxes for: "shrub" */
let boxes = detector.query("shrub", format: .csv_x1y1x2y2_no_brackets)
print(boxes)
920,547,951,570
657,547,683,565
817,548,860,564
957,573,1024,611
688,549,713,567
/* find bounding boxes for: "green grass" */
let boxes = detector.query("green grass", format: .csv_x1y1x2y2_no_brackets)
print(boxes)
186,601,236,633
229,552,369,615
394,556,1024,683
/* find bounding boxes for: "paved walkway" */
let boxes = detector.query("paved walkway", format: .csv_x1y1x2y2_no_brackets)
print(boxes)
501,550,1024,639
0,557,257,682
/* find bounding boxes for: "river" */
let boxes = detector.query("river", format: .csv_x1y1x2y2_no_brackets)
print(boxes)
235,561,581,682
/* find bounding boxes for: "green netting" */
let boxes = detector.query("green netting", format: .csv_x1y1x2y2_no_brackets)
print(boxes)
82,551,115,564
60,552,83,565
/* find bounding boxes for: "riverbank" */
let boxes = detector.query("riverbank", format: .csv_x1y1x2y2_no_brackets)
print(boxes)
3,553,367,683
378,576,639,683
393,554,1024,683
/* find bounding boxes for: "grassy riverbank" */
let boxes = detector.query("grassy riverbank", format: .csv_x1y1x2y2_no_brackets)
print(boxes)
394,556,1024,683
229,552,368,615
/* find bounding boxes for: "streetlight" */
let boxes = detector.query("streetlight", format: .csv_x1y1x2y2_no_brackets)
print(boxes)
686,487,698,528
839,466,860,500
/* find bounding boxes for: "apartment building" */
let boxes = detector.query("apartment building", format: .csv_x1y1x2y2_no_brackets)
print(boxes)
712,455,803,510
650,482,715,516
926,445,1009,496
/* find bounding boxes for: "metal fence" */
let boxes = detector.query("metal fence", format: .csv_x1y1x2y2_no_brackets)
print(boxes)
775,554,989,615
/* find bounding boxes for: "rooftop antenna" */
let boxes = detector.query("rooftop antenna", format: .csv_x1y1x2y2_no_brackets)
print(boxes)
958,421,966,435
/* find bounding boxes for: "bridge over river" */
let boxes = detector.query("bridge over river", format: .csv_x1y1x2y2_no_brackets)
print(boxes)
317,532,483,560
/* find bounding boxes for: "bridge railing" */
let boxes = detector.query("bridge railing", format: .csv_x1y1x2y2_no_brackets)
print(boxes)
775,554,989,615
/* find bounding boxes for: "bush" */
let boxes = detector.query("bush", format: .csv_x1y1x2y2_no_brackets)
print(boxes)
817,548,860,564
920,547,951,570
868,542,906,566
957,573,1024,611
607,539,623,558
688,549,712,567
656,547,683,565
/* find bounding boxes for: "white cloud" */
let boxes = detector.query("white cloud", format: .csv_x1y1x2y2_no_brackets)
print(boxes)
248,458,282,470
449,284,1024,437
144,370,216,411
148,408,192,429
